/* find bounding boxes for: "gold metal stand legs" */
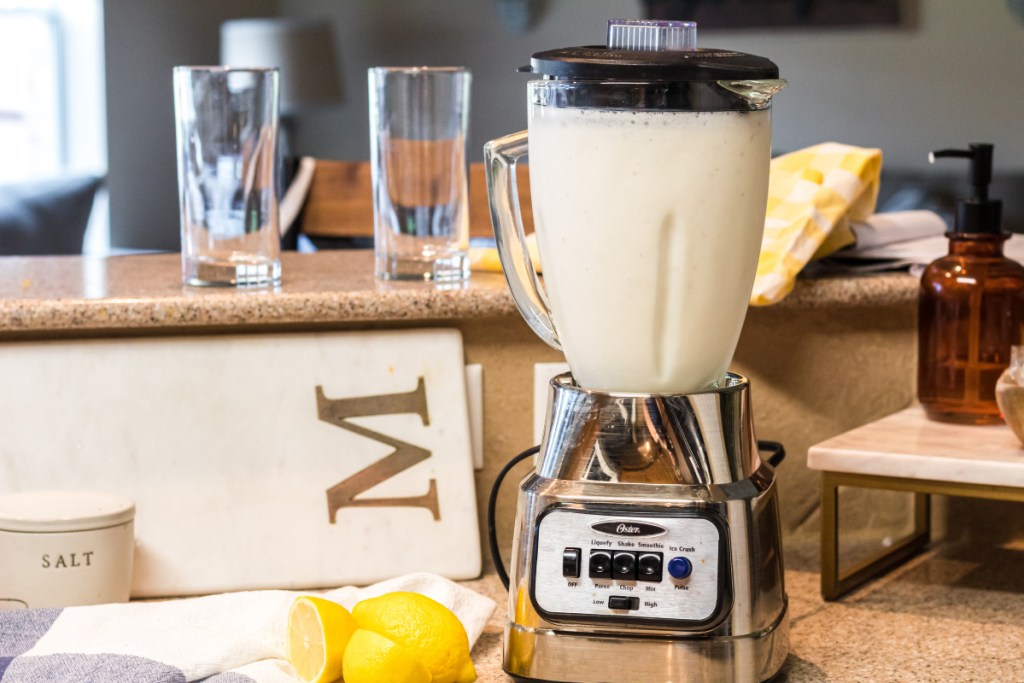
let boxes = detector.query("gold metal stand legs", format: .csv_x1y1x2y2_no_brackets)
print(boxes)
821,472,929,601
820,471,1024,600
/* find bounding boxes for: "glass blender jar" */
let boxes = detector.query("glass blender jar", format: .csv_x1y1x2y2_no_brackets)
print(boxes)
486,20,785,394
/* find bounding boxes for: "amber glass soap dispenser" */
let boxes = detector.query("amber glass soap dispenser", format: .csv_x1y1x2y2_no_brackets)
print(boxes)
918,143,1024,424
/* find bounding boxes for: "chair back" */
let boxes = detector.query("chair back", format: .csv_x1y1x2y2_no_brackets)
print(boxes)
299,160,533,240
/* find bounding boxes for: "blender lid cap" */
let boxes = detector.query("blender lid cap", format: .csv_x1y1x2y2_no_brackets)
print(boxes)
526,46,779,81
525,20,778,81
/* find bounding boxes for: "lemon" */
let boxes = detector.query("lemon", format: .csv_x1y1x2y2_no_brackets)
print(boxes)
342,628,431,683
352,592,477,683
286,595,356,683
507,582,537,673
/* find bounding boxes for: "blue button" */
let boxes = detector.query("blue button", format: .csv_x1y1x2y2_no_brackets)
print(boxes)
667,556,692,579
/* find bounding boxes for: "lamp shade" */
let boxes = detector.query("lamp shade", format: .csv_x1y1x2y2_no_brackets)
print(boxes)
220,18,342,115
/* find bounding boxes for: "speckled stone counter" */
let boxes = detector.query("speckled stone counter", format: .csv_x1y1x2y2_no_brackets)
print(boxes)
468,539,1024,682
0,252,515,337
0,251,916,338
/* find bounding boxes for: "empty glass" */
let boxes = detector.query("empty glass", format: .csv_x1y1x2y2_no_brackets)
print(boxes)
369,66,471,282
173,67,281,287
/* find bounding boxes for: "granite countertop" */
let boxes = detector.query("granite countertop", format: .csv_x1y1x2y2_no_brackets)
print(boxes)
468,540,1024,682
0,251,917,338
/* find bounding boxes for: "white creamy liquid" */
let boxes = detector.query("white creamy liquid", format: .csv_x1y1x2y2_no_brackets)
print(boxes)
528,104,771,394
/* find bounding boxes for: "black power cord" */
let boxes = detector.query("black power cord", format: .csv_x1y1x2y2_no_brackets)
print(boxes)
487,445,539,591
758,439,786,467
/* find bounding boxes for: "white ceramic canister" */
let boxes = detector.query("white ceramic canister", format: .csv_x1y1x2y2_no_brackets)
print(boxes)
0,491,135,610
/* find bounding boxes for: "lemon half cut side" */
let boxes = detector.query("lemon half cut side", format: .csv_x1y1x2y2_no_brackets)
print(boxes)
286,595,356,683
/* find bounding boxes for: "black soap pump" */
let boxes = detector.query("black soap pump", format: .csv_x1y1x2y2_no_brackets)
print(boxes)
918,143,1024,424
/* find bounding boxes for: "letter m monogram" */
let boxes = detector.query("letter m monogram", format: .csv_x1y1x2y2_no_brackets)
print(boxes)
316,377,440,523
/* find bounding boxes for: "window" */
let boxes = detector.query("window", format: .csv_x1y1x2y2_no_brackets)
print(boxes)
0,0,107,252
0,7,61,181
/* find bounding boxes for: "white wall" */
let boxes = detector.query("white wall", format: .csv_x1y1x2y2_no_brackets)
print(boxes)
710,1,1024,172
104,0,274,250
277,0,638,167
104,0,1024,249
280,0,1024,171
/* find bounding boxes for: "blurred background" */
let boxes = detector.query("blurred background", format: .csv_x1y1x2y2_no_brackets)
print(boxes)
1,0,1022,253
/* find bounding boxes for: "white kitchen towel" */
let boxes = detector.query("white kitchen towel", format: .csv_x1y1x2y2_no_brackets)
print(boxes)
847,210,947,250
0,572,495,682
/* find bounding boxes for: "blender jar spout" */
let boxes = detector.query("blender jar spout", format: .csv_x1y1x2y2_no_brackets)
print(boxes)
717,79,787,108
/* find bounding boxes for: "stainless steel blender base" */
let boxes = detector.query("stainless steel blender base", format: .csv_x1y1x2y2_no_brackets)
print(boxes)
503,602,789,682
497,374,790,683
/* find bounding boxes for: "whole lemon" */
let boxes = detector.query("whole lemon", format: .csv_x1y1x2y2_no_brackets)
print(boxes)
352,592,477,683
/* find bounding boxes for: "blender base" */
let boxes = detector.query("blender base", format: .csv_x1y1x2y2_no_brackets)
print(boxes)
497,373,790,683
502,603,789,683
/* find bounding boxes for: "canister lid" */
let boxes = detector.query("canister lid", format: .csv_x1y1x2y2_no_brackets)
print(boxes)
526,19,778,81
527,45,779,81
0,491,135,533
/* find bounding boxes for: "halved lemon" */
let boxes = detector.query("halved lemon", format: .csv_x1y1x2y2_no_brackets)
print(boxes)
286,595,357,683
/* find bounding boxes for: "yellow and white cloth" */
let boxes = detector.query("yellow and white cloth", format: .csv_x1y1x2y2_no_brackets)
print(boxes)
469,232,541,274
751,142,882,305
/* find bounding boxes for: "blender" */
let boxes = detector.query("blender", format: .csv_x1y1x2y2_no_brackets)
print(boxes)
484,20,788,682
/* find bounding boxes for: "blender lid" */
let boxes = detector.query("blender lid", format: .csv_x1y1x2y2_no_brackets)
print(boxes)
526,20,779,81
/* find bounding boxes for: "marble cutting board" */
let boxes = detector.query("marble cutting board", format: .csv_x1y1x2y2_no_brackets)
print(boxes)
0,329,480,597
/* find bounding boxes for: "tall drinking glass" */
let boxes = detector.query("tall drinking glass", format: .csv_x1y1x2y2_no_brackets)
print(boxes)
174,67,281,287
369,67,471,282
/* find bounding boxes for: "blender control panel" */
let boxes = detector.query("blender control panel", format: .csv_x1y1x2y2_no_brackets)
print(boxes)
530,507,726,626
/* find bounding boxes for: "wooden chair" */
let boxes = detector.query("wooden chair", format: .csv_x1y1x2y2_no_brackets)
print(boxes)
295,159,533,243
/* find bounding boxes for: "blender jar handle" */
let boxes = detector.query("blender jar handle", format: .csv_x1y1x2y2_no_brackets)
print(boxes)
484,130,561,351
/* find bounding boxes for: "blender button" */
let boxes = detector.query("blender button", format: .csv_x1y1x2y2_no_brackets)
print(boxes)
668,556,693,580
589,550,612,579
637,552,663,581
562,548,581,578
612,551,637,581
608,595,639,610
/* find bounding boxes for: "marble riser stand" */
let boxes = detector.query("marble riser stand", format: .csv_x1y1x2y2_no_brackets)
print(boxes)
808,407,1024,487
809,405,1024,599
0,329,480,597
